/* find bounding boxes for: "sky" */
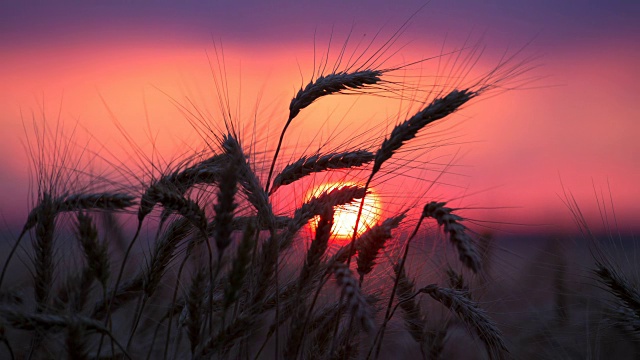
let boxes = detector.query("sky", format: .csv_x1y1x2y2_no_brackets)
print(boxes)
1,1,639,235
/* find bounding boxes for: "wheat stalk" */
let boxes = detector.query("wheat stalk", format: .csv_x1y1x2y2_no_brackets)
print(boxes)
65,320,88,360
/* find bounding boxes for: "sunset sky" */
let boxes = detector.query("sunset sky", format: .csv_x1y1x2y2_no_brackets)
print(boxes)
1,1,639,235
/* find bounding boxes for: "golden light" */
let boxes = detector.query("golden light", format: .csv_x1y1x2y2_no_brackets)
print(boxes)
307,182,382,241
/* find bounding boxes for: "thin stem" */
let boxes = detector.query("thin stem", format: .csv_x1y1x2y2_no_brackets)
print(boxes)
0,229,27,290
97,221,142,357
265,120,291,194
368,216,424,360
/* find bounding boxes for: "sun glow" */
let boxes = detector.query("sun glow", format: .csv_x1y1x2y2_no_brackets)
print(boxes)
307,182,381,241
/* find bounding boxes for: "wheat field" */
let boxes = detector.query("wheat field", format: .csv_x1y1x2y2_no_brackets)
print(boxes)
1,13,639,360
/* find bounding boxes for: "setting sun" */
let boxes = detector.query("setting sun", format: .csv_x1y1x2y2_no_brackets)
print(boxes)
307,182,381,240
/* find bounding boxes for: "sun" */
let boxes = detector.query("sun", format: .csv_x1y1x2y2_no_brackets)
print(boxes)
307,182,381,241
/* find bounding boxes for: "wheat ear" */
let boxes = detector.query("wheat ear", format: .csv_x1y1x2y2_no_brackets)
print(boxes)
595,261,640,319
286,206,334,359
144,218,192,298
250,184,367,327
396,262,451,359
288,70,383,119
109,185,207,356
283,184,366,249
221,135,274,223
356,213,406,283
265,69,383,194
302,303,344,359
0,192,133,292
332,263,375,333
163,154,225,194
0,305,131,359
419,284,508,360
59,192,136,212
22,192,135,234
422,201,481,273
270,150,375,194
113,184,206,313
223,223,256,310
90,220,198,321
123,217,194,348
33,193,56,312
52,212,103,315
371,210,428,359
158,154,225,223
349,89,476,298
186,269,206,355
220,133,282,354
394,263,427,347
76,212,110,290
329,263,374,358
213,146,239,261
251,184,366,306
371,89,475,178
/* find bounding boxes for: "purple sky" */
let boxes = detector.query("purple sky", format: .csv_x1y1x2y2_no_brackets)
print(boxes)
2,1,638,47
1,1,639,234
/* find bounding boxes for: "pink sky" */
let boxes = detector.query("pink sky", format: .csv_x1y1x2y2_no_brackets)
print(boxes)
1,2,639,235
